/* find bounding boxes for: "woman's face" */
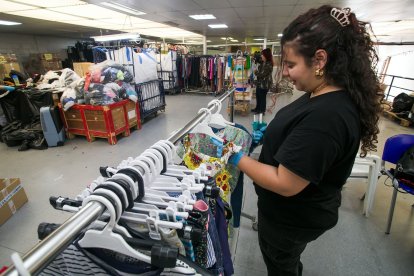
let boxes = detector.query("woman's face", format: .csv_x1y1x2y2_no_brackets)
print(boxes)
282,46,316,92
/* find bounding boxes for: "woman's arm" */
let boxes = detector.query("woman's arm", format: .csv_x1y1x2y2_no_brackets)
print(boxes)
237,155,310,196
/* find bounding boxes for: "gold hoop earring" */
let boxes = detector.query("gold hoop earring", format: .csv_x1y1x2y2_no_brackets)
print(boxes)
315,68,324,77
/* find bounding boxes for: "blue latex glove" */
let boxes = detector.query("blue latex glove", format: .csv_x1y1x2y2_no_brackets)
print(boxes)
252,125,267,144
252,130,263,144
228,151,244,166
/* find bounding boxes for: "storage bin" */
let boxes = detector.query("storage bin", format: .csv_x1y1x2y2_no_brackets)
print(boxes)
59,100,141,145
136,80,166,120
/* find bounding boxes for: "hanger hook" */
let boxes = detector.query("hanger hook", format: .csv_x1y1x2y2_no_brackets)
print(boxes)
207,99,221,114
198,107,212,122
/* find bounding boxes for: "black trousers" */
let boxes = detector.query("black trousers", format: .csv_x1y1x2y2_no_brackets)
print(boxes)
258,211,325,276
255,87,268,113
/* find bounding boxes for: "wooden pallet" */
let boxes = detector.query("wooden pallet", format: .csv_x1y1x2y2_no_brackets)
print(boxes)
66,127,133,144
383,110,412,127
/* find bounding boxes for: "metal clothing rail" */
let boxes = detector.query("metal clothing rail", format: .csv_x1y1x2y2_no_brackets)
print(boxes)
4,87,236,276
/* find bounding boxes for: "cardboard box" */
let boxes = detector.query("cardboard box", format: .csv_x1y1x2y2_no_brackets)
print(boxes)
73,62,94,77
0,62,21,79
0,178,28,226
25,53,62,75
0,53,17,64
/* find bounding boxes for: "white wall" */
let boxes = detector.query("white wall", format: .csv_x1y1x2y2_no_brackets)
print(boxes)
376,45,414,100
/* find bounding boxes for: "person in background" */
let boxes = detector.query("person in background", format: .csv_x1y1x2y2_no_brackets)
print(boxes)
229,5,383,276
252,48,274,114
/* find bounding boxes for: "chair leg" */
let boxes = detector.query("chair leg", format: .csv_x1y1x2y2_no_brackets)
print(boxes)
385,185,399,234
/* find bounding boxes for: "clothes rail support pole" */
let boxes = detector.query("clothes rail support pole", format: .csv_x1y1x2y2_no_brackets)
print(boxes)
3,87,235,276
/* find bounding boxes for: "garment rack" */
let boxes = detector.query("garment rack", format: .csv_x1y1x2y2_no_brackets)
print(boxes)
3,88,236,276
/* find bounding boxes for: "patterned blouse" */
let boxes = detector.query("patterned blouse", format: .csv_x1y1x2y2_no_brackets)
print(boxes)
255,61,273,90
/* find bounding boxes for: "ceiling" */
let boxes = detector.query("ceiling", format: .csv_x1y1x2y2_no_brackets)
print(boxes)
0,0,414,45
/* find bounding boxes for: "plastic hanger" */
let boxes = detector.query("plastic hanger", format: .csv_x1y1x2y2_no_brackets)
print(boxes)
111,172,138,199
207,99,235,128
190,108,224,143
78,194,152,263
152,141,210,182
142,150,189,185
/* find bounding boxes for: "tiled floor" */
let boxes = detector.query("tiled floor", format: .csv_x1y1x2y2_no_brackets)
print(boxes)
1,91,414,275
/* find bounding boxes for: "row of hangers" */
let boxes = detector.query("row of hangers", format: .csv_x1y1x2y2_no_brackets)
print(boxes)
50,139,212,274
48,100,235,272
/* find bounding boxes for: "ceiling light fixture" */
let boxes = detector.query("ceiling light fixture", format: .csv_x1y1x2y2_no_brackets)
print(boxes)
0,20,21,25
189,14,216,20
277,33,283,37
253,38,265,41
91,32,140,42
230,39,238,42
101,2,146,16
208,24,228,29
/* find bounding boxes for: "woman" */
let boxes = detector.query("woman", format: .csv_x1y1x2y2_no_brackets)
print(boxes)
252,48,273,114
229,5,382,276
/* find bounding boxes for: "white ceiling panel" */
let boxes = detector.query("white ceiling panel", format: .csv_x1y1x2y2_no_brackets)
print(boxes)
150,0,202,11
264,0,298,5
291,4,319,15
12,0,86,8
0,0,413,43
263,5,295,17
154,11,187,20
208,8,240,20
0,0,36,11
8,9,85,21
228,0,263,8
235,7,264,18
50,4,126,19
193,0,232,9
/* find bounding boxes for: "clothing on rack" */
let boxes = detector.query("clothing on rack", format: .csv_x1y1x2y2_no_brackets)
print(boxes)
9,92,241,276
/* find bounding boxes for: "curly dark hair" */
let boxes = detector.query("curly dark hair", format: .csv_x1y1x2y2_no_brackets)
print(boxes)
261,48,274,66
280,5,383,157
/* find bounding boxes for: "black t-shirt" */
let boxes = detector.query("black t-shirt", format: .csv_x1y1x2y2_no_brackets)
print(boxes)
255,90,360,232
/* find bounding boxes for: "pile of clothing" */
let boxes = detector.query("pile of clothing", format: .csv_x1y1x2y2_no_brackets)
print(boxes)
31,68,84,111
84,60,137,106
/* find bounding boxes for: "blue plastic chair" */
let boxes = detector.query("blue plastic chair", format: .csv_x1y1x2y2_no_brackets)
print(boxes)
381,134,414,234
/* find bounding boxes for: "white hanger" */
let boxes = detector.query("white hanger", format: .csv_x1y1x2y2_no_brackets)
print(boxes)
136,155,157,183
152,141,210,182
129,202,189,220
78,194,152,263
143,151,185,185
111,172,138,199
93,188,123,221
208,99,235,128
190,108,224,143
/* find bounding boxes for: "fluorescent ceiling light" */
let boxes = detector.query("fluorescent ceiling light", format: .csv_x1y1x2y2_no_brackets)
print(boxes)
0,0,37,12
50,4,120,19
9,9,83,21
101,2,145,16
91,33,140,42
209,24,228,29
253,38,265,41
189,14,216,20
206,40,212,42
1,1,202,39
277,33,283,37
0,20,21,25
230,39,238,42
12,0,84,8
